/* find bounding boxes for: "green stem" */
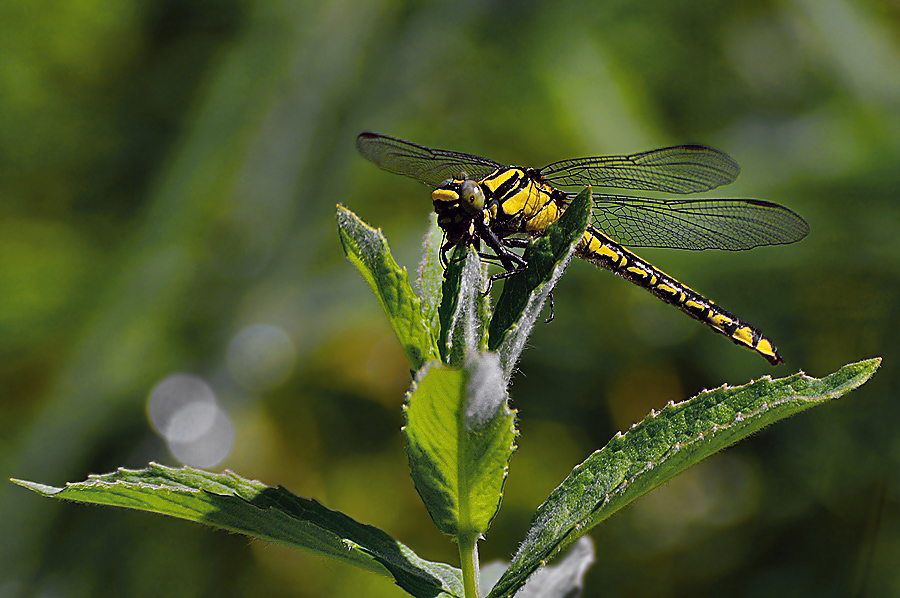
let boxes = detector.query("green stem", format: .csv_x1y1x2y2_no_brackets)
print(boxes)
459,532,480,598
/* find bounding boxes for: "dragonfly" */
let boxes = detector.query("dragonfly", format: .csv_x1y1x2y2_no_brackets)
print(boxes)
356,132,809,365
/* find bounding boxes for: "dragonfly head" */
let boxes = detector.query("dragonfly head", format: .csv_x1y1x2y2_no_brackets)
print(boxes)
459,179,485,213
432,174,485,216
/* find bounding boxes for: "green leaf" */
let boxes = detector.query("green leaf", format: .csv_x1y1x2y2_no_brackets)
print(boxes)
405,355,517,537
488,187,590,379
416,213,445,336
337,206,440,370
438,245,490,366
13,464,463,598
487,358,881,598
481,536,594,598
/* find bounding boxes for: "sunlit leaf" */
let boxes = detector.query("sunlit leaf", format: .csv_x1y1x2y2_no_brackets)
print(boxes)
405,355,516,537
488,186,590,380
13,464,463,598
416,213,445,336
337,205,440,370
438,245,490,366
488,358,881,598
481,536,595,598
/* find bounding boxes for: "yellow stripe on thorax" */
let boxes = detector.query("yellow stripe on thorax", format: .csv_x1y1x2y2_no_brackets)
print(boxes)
482,170,564,232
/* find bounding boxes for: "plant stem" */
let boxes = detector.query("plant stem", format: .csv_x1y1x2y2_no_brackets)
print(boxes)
459,532,480,598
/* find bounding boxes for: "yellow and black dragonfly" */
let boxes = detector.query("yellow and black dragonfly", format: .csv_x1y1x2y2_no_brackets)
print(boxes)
356,132,808,365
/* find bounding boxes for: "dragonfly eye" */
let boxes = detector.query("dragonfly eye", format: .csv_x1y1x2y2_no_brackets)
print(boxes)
459,180,485,212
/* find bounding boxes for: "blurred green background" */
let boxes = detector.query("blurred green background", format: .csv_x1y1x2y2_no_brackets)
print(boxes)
1,0,898,596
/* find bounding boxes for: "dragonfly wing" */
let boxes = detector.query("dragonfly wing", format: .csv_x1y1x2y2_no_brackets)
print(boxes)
541,145,740,194
356,132,503,188
590,194,810,250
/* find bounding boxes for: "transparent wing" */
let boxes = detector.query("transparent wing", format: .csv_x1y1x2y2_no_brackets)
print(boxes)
356,132,503,188
541,145,740,194
590,194,809,250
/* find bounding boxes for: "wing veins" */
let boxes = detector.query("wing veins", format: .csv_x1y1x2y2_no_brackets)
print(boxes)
541,145,741,194
588,194,809,250
356,132,502,188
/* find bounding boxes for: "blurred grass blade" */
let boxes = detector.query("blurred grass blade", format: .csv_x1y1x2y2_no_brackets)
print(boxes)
405,355,516,537
488,187,590,379
438,245,490,366
12,464,463,598
488,357,881,598
337,205,440,371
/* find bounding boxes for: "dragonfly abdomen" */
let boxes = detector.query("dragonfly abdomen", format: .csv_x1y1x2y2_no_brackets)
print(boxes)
577,227,783,365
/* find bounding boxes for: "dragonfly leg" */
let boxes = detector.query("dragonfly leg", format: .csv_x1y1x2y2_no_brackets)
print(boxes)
442,239,482,267
482,276,493,295
439,240,453,269
502,237,530,249
474,218,527,272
